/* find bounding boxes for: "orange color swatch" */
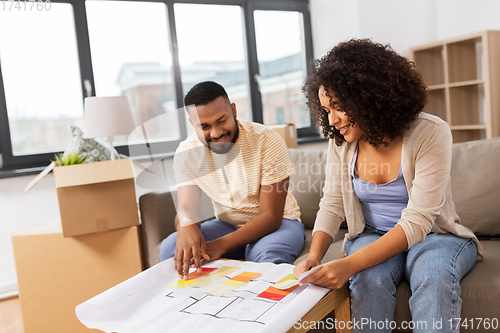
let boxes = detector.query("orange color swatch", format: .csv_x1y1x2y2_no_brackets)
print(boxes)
257,274,298,301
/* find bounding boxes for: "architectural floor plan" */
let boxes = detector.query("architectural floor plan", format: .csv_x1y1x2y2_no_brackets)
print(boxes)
76,259,329,333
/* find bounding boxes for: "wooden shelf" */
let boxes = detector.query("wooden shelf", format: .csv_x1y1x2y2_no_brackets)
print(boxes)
411,30,500,142
413,45,445,86
427,84,447,90
450,124,487,130
448,79,484,88
424,89,447,121
451,129,487,143
447,37,483,83
449,84,485,126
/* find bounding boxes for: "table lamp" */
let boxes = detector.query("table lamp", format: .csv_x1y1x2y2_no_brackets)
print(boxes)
83,96,136,161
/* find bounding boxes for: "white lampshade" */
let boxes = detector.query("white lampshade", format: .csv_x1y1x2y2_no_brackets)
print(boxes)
83,96,136,138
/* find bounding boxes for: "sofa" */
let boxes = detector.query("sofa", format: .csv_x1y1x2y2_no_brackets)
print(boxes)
139,137,500,332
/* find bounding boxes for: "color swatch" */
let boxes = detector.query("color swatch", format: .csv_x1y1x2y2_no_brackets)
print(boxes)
189,266,240,288
204,271,261,296
257,274,298,301
166,267,218,289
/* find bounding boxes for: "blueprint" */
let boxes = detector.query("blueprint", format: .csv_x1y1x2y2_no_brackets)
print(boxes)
76,259,329,333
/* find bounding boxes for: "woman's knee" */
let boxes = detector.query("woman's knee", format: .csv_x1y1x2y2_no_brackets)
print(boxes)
350,254,405,297
406,235,478,290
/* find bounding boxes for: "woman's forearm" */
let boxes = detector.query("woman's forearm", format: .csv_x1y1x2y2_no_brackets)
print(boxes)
307,231,334,261
345,224,408,274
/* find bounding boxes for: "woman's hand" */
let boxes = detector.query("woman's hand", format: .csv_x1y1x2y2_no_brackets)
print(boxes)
298,257,353,290
293,258,321,279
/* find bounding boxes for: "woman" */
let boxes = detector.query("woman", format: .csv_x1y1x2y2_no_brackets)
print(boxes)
294,39,482,333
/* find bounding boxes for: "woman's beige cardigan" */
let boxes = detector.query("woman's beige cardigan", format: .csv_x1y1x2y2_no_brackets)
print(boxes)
312,113,483,259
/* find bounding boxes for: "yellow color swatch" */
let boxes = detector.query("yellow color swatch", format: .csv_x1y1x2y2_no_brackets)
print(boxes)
203,271,261,296
166,278,196,289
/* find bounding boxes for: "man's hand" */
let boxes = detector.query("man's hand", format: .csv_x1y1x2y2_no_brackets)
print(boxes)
298,258,353,290
201,238,228,265
175,224,210,279
293,258,321,279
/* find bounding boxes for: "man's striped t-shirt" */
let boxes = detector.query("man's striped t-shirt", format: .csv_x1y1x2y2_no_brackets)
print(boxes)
173,119,301,226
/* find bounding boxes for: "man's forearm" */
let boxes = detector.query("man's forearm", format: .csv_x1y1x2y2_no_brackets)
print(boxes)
175,210,201,231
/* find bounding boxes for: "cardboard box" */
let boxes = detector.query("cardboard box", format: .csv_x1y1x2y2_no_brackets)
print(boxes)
25,159,140,237
12,224,143,333
267,123,298,148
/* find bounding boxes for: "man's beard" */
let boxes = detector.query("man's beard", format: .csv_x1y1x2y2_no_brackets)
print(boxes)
206,120,239,154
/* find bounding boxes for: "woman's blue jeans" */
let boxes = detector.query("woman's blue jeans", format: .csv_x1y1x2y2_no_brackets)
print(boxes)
345,225,477,333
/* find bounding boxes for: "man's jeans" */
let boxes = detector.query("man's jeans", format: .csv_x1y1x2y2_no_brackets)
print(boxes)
159,218,305,264
345,225,477,333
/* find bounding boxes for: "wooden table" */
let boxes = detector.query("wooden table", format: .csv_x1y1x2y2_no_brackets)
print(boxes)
287,283,351,333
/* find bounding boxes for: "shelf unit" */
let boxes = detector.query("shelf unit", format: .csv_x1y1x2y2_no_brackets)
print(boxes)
410,31,500,143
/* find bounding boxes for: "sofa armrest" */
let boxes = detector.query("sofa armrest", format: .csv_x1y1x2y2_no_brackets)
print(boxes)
139,190,178,268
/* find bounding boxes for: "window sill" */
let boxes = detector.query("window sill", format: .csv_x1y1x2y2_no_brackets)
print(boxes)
0,136,325,179
0,166,47,179
0,153,176,179
297,135,327,144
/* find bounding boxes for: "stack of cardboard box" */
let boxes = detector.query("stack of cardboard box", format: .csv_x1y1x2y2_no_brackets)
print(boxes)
12,159,143,333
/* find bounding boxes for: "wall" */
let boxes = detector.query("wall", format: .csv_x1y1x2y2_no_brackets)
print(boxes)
310,0,437,57
435,0,500,40
309,0,500,59
308,0,360,59
2,0,500,299
0,173,60,298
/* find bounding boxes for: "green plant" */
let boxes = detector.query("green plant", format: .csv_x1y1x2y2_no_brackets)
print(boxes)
53,152,88,166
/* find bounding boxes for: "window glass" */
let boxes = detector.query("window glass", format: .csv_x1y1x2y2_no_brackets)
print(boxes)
174,3,251,126
86,0,178,145
0,5,83,155
254,10,310,128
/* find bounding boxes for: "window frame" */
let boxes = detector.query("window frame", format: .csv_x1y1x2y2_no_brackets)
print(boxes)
0,0,317,174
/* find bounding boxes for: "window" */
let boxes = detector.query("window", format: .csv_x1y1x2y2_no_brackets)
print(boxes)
86,1,179,146
0,0,315,173
0,4,83,156
254,10,310,128
175,3,251,122
276,108,285,124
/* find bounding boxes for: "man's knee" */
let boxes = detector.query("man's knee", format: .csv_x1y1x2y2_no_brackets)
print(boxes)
159,233,177,261
246,248,296,264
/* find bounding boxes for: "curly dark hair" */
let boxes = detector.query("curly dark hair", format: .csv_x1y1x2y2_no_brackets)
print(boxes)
303,39,427,147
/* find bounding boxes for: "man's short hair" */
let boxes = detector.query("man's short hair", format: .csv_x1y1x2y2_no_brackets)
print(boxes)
184,81,229,107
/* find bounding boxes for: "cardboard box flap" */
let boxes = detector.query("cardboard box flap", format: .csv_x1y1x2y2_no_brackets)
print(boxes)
54,159,134,188
12,222,63,237
24,157,154,193
23,162,55,193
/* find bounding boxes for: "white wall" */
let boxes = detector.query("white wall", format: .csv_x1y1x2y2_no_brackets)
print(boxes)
310,0,437,57
357,0,437,57
2,0,500,298
309,0,500,58
435,0,500,40
0,168,153,299
0,173,59,298
309,0,361,59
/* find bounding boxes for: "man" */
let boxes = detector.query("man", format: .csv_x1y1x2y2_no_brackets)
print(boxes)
159,81,304,279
